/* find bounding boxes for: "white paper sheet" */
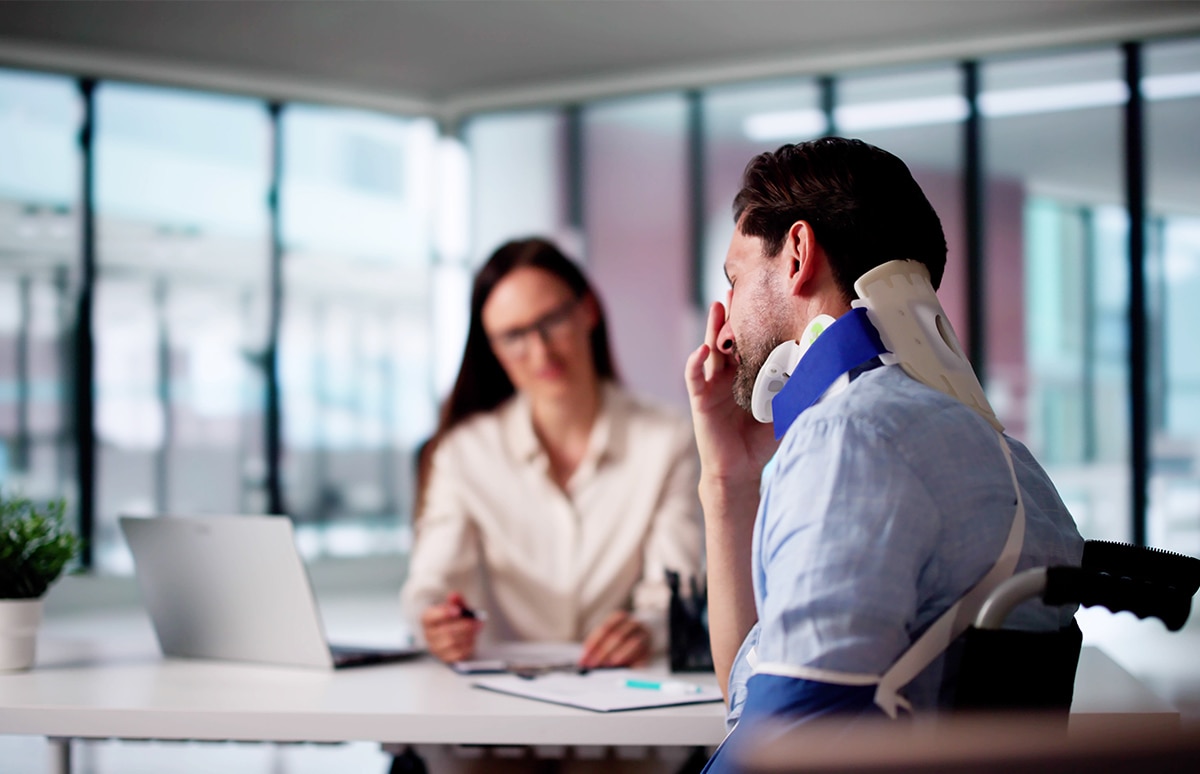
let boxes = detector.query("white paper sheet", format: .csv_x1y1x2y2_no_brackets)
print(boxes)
472,668,724,712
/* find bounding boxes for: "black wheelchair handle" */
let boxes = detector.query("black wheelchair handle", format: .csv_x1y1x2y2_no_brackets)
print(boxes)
1043,566,1193,632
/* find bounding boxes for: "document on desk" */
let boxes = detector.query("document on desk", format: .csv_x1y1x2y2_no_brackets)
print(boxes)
453,641,584,675
472,669,724,712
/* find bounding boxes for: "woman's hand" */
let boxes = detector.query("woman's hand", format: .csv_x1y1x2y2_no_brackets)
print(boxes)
579,611,651,668
420,592,484,664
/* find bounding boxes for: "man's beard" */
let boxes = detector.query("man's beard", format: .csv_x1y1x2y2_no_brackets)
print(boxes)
731,332,785,413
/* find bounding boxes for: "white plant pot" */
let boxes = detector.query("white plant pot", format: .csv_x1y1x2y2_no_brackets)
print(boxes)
0,597,44,671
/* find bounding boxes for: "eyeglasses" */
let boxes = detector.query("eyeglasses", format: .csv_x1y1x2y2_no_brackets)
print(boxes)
488,297,581,359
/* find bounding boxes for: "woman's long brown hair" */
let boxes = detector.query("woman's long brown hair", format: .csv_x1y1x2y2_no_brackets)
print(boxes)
413,237,619,518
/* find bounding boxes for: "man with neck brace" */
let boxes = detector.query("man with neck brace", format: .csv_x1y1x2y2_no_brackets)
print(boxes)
685,137,1083,772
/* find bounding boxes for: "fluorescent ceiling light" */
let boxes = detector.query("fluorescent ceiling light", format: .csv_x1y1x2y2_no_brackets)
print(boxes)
741,71,1200,141
836,95,968,132
980,80,1128,117
742,109,826,142
1144,72,1200,100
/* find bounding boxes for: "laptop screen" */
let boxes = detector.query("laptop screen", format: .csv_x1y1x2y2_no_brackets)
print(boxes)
122,515,343,669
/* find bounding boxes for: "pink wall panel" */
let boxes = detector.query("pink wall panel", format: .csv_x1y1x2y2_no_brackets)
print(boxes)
583,102,693,409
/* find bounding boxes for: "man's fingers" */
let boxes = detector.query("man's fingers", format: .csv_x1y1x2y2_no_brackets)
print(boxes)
703,302,727,380
685,344,711,401
703,301,726,350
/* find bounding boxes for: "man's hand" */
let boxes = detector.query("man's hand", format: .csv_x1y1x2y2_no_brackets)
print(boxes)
685,300,779,490
684,299,775,699
579,611,651,668
420,592,484,664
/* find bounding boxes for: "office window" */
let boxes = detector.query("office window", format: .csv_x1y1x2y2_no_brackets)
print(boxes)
701,78,825,305
464,109,573,266
456,109,571,397
982,49,1128,542
582,94,691,406
1146,38,1200,555
93,83,272,572
836,65,968,337
279,105,437,557
0,69,79,513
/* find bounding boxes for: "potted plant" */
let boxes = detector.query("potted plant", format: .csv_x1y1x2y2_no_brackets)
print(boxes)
0,493,81,671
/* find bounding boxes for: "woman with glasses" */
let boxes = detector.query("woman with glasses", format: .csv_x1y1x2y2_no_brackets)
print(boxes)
401,237,702,670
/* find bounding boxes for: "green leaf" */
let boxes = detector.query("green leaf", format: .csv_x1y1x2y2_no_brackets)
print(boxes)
0,492,82,599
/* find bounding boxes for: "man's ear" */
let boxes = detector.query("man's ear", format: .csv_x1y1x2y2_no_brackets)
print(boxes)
784,220,819,297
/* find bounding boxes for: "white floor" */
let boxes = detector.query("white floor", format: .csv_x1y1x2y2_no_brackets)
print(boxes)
1076,605,1200,725
0,738,394,774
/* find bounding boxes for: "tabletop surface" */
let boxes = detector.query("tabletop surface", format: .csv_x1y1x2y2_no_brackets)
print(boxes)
0,606,728,747
0,603,1177,748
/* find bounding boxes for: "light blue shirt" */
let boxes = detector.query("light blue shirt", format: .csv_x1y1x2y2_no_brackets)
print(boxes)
724,363,1083,728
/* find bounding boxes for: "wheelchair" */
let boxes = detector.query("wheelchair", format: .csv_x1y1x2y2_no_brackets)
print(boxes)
951,540,1200,714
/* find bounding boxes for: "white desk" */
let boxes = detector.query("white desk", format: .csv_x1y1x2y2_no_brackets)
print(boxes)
0,617,725,773
0,612,1178,774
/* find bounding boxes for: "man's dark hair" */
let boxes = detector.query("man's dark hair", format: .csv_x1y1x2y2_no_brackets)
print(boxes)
733,137,947,298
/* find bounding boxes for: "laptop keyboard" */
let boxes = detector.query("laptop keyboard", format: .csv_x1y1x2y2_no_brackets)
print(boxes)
328,643,423,668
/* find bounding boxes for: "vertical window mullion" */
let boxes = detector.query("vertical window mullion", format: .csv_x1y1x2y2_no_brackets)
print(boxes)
1124,41,1148,547
76,77,97,567
565,104,585,248
1080,207,1098,464
266,102,286,516
963,60,986,382
687,90,706,308
154,278,171,515
819,75,837,136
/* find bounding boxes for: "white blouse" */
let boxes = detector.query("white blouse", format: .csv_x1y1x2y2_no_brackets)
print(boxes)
400,383,703,650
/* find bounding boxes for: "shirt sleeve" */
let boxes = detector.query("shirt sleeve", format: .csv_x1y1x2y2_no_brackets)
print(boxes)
753,414,941,682
399,439,484,641
631,419,704,653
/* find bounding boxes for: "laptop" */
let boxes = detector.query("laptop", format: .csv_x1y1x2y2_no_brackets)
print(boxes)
120,514,422,669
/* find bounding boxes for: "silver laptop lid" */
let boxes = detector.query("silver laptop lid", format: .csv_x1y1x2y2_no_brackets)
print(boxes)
120,515,335,669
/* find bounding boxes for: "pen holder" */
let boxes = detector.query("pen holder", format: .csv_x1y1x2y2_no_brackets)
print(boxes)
666,569,713,673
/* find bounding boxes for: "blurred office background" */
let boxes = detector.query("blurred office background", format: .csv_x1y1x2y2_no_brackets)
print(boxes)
1,1,1199,579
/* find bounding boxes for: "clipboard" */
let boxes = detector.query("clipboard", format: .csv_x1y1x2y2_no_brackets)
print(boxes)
472,669,724,712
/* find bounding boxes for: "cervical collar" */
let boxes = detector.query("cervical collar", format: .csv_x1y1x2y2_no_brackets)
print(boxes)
852,260,1001,432
749,259,1002,434
749,313,834,424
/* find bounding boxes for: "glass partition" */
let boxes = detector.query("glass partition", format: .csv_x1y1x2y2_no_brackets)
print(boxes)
93,83,272,571
982,48,1128,542
1146,38,1200,556
463,109,572,267
836,65,968,335
279,105,438,557
0,69,80,516
701,78,825,306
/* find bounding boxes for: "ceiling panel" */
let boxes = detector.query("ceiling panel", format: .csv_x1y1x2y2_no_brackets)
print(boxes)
0,0,1197,116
